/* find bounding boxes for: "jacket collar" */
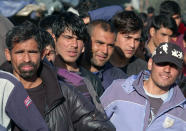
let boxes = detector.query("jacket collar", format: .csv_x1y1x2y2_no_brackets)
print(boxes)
121,71,146,95
95,62,115,80
54,55,67,69
40,62,64,109
122,70,186,108
0,61,64,109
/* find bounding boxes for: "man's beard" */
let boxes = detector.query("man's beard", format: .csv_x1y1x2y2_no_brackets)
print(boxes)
90,58,105,70
18,62,38,79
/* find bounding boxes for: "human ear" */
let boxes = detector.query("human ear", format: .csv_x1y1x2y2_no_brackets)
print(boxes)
148,58,153,71
149,27,155,37
4,48,11,61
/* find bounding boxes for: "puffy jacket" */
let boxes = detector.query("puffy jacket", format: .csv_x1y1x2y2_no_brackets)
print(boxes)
101,70,186,131
0,61,115,131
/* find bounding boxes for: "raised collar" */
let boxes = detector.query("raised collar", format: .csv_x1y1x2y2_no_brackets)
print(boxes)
0,61,64,109
40,62,64,109
121,70,148,95
121,70,186,108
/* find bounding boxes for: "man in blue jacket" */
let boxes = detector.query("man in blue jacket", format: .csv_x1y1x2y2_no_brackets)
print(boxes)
101,42,186,131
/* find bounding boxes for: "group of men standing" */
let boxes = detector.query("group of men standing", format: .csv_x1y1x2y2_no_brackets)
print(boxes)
0,0,186,131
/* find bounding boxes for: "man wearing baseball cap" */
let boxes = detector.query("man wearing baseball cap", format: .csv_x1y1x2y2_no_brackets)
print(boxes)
101,42,186,131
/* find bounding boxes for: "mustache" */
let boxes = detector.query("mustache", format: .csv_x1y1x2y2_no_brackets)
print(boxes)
18,62,36,69
160,72,171,78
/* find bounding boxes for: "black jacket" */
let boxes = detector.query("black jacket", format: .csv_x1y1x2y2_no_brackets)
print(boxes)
54,55,104,97
80,66,104,96
0,61,115,131
120,56,147,76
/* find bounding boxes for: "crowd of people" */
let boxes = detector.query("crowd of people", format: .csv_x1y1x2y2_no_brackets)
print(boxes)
0,0,186,131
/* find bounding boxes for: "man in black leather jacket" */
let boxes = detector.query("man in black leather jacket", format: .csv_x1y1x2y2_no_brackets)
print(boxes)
39,12,105,114
2,21,115,131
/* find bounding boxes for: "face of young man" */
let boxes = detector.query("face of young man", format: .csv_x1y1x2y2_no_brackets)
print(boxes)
148,58,180,90
90,25,116,68
115,31,141,59
55,29,84,63
172,14,181,27
150,27,173,47
5,38,41,80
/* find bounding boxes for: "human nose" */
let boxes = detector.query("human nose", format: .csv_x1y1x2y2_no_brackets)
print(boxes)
101,44,108,54
164,65,171,72
71,38,78,48
129,39,135,49
24,52,31,62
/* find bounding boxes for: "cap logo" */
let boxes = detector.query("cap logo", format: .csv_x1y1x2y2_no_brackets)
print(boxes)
172,49,183,59
160,43,168,54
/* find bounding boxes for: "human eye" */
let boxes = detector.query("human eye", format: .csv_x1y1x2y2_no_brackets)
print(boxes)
77,39,83,43
96,40,104,45
170,63,178,69
63,35,73,39
161,33,167,36
76,37,82,40
29,50,39,54
108,44,114,48
15,50,24,54
173,15,180,20
135,38,141,42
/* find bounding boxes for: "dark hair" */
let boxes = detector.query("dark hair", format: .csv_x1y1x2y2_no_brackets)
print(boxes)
6,21,42,52
147,6,155,14
52,12,89,44
149,14,177,36
37,29,55,50
159,0,181,17
87,20,116,35
76,0,98,18
138,12,148,25
112,11,143,34
39,15,59,31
